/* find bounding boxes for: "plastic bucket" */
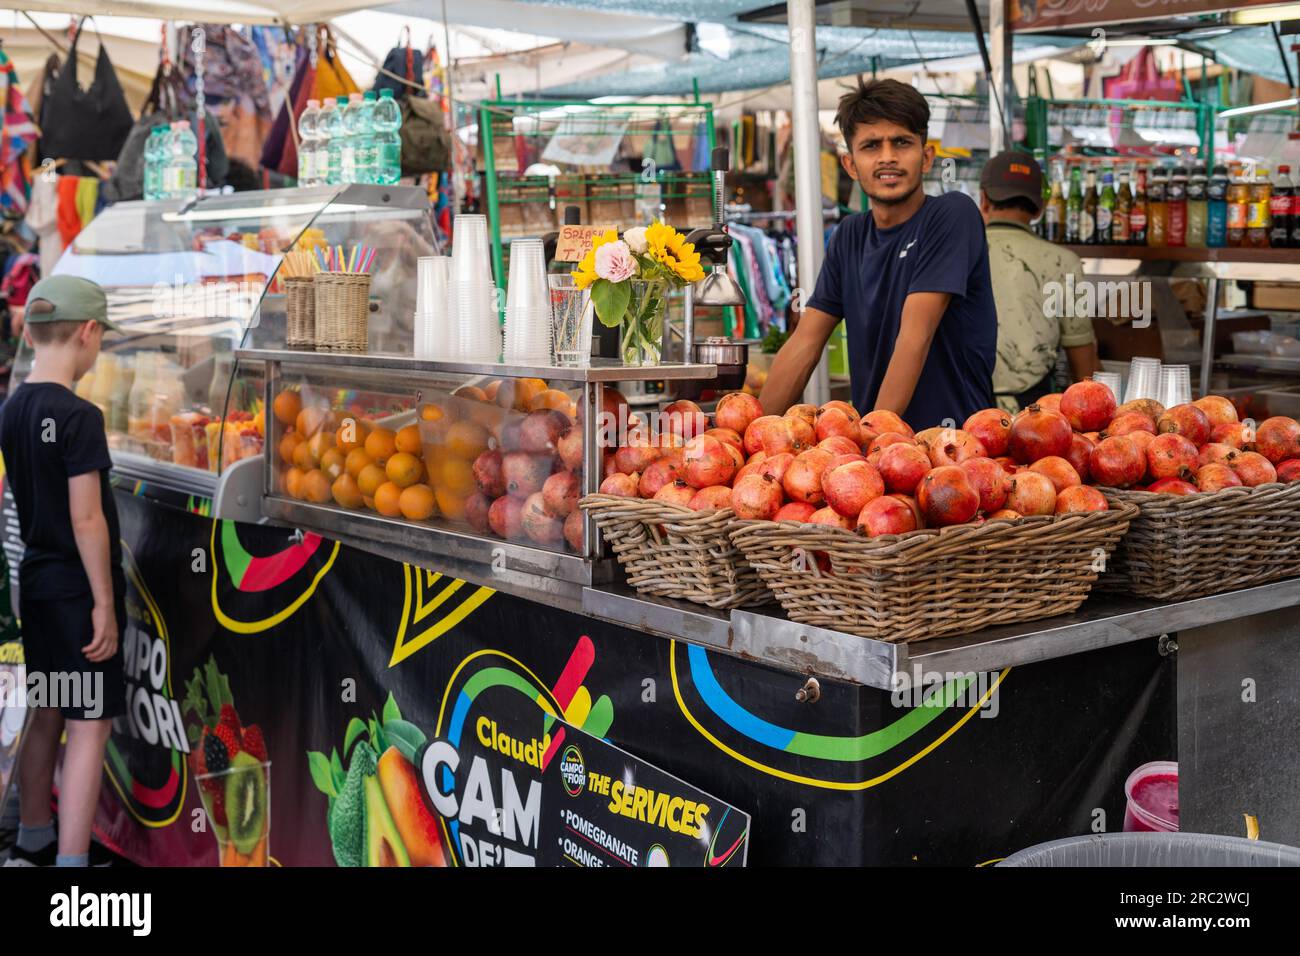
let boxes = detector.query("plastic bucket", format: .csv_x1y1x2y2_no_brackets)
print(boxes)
999,832,1300,867
1124,760,1179,832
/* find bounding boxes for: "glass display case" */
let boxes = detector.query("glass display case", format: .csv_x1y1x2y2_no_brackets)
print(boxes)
8,184,437,504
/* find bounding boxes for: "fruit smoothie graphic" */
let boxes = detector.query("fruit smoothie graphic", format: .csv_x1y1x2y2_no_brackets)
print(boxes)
1123,760,1178,833
184,656,272,866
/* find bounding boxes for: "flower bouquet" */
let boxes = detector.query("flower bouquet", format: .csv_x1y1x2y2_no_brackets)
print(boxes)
573,222,705,366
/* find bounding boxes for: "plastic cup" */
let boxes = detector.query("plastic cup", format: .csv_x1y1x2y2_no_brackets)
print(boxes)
504,240,552,361
548,275,592,366
1092,371,1123,404
414,257,451,357
1158,364,1192,409
1124,357,1162,404
1123,760,1178,832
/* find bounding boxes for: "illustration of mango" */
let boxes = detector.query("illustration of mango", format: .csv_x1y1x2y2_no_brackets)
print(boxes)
377,746,446,867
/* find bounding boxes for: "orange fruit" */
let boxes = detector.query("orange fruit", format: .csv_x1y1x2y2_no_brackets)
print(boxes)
398,484,437,521
434,486,467,521
362,495,375,511
453,385,487,403
292,439,317,471
357,463,387,498
365,427,397,462
385,452,423,488
273,389,302,426
530,388,575,415
438,457,476,496
515,378,549,411
303,469,332,503
444,420,489,460
395,423,423,454
344,448,373,478
279,430,305,464
283,466,305,499
307,430,337,463
295,405,330,438
373,481,403,517
484,380,502,402
331,473,364,509
335,416,370,452
319,447,346,480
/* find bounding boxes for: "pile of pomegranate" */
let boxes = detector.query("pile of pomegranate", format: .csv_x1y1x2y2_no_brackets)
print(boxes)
596,384,1300,539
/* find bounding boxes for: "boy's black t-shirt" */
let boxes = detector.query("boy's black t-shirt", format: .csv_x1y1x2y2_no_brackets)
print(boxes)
0,382,124,600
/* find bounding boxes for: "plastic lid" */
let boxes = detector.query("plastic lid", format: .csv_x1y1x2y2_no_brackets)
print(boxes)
1102,172,1113,181
1279,165,1291,174
349,92,363,102
337,95,348,104
363,91,376,100
306,98,320,108
174,120,190,130
380,88,394,98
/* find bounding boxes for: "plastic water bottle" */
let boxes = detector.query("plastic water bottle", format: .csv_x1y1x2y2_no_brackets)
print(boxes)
315,98,337,185
356,91,378,185
373,88,402,185
341,93,364,184
143,125,167,200
326,95,349,185
298,99,321,186
163,120,198,200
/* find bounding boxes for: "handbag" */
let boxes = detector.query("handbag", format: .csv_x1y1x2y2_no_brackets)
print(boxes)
377,30,449,177
374,28,424,101
38,18,135,162
312,25,360,103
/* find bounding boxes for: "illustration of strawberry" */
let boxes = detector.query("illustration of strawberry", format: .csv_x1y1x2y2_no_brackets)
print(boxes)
210,787,228,827
241,725,267,762
214,723,241,760
219,703,241,732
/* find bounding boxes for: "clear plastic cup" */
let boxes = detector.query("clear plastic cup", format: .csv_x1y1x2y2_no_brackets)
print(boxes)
1124,357,1162,404
1123,760,1178,832
416,255,449,317
504,240,552,360
1092,371,1123,404
1158,364,1192,409
548,275,592,366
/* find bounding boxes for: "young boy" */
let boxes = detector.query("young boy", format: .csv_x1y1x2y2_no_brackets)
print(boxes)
0,275,125,867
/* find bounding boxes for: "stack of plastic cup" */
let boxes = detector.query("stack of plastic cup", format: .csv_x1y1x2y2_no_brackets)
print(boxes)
1124,357,1162,404
451,214,500,360
414,256,451,357
1158,364,1192,409
502,240,553,363
1092,371,1123,404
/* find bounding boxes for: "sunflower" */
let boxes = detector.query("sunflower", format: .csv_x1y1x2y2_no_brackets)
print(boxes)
644,221,705,284
572,228,621,289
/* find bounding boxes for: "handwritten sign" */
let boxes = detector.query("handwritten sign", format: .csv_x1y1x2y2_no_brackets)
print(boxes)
1011,0,1279,33
554,224,616,263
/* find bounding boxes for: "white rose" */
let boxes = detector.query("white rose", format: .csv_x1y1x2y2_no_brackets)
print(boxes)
624,226,649,254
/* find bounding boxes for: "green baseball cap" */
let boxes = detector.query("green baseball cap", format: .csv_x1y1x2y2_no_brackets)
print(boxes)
25,275,119,332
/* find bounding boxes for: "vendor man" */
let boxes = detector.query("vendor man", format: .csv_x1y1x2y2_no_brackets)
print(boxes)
759,78,997,429
979,150,1100,413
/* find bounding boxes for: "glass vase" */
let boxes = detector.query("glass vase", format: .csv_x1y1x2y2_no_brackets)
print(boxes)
619,279,667,367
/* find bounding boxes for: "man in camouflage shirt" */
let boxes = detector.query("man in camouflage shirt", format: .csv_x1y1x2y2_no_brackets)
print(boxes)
979,152,1099,414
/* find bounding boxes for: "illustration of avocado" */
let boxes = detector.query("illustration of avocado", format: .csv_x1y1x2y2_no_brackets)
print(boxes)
225,751,268,856
365,774,411,867
327,741,374,868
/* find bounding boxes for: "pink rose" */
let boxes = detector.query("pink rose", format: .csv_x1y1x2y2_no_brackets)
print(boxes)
594,240,636,283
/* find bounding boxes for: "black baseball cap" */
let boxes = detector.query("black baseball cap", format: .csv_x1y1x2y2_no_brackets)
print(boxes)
980,150,1044,213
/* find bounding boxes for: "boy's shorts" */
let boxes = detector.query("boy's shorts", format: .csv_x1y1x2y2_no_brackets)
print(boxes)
21,593,127,721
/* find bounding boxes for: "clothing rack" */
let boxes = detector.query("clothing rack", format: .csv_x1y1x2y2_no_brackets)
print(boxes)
725,207,841,223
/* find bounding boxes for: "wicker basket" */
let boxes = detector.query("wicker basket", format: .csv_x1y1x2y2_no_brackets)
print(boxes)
1096,482,1300,600
578,494,774,609
728,504,1138,643
284,276,316,348
314,272,371,352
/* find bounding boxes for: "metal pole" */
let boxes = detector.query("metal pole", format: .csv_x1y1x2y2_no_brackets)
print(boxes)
988,0,1011,154
1200,277,1219,398
788,0,829,406
441,0,461,214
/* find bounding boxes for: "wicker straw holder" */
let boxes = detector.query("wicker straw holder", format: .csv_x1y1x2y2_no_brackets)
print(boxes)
314,272,371,352
284,276,316,348
1096,481,1300,601
578,494,774,609
728,503,1138,643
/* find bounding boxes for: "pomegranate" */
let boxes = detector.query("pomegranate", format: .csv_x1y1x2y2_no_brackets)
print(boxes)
963,408,1014,457
1156,404,1212,447
1089,435,1146,488
1197,443,1236,468
1194,463,1242,493
823,460,885,518
599,473,638,497
576,385,629,427
760,416,816,456
682,435,738,489
724,442,745,474
653,479,696,508
1276,459,1300,482
1193,395,1239,427
960,457,1010,513
914,426,944,447
828,453,868,470
1055,485,1109,513
987,508,1023,521
1126,430,1156,464
1227,451,1277,487
465,492,492,533
522,492,566,545
1115,398,1165,422
742,415,781,456
557,428,584,473
927,429,988,468
993,456,1020,475
1065,434,1094,483
783,448,834,504
519,409,571,454
1147,477,1199,496
661,399,708,440
541,471,581,517
1005,471,1058,516
775,501,818,523
1034,393,1064,415
809,507,854,530
867,431,916,460
890,493,926,529
563,510,585,552
1060,380,1117,432
473,449,507,497
917,465,980,526
603,452,619,480
786,403,817,427
1146,433,1199,482
877,442,932,495
815,407,863,446
731,474,784,520
613,441,660,475
503,451,554,498
1028,455,1082,493
757,451,796,486
1254,416,1300,464
487,494,526,540
818,400,859,420
1105,412,1156,438
688,485,735,511
818,435,862,458
705,427,743,451
638,458,681,498
861,409,913,442
654,430,685,450
1008,405,1073,464
1210,421,1254,450
661,446,686,470
716,392,765,435
857,496,918,537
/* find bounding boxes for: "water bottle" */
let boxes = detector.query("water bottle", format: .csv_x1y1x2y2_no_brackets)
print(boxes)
341,93,364,184
171,120,199,200
373,88,402,185
315,98,337,185
298,99,321,186
356,91,378,185
326,95,349,185
143,125,167,200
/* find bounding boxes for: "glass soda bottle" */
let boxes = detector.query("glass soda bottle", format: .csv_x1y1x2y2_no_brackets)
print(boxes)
1226,163,1249,247
1114,169,1132,245
298,99,320,186
1247,166,1272,248
1148,166,1168,247
1271,165,1293,248
1186,164,1207,248
1081,168,1098,244
1207,164,1229,247
1130,167,1148,245
1066,164,1083,243
1045,173,1066,243
1166,166,1187,247
373,88,403,185
1098,169,1116,244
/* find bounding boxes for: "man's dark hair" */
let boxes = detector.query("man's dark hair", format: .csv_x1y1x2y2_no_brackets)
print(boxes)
990,196,1041,217
835,77,930,147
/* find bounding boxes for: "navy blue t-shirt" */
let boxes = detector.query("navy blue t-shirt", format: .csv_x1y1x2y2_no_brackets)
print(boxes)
807,192,997,430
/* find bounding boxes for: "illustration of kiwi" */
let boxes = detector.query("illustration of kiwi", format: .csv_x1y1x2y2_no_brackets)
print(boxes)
225,751,268,856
